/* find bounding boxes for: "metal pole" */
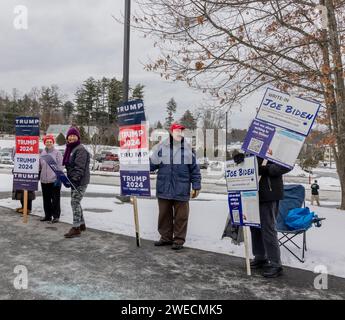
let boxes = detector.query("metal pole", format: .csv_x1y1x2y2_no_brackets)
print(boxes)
123,0,131,102
225,111,228,160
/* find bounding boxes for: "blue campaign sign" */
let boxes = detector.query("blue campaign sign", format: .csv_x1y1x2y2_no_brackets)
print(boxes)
242,119,276,159
228,191,261,228
117,99,146,126
228,192,243,225
13,172,39,191
120,170,151,197
41,155,71,188
15,117,40,136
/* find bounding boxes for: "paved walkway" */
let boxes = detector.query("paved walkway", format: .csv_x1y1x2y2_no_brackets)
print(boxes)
1,207,344,300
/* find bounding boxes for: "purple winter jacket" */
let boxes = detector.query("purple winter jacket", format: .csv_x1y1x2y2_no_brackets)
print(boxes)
39,147,63,184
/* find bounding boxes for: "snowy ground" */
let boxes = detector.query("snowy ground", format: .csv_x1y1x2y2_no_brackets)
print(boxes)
0,181,344,279
1,136,344,278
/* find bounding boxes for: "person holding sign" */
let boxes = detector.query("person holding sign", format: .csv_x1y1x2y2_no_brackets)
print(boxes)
39,134,63,223
150,123,201,250
234,153,290,278
62,127,90,238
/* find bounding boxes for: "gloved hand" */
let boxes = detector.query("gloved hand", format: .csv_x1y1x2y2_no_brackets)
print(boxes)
54,179,62,187
233,152,245,164
190,189,200,199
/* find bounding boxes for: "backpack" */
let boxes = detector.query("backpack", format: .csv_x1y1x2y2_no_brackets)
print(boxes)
284,207,316,230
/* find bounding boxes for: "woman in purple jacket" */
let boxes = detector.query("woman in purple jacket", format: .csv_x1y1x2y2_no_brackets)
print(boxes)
39,134,63,223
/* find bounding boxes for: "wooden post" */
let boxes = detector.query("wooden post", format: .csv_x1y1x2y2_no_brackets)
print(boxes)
131,196,141,247
23,190,28,224
243,226,251,276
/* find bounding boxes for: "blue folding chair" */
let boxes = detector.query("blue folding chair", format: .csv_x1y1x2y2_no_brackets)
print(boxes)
277,184,325,263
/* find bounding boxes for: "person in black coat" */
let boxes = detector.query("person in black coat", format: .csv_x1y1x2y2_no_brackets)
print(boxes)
62,127,90,238
234,153,291,278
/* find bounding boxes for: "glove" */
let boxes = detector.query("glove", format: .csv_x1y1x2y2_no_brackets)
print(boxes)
54,179,62,187
259,164,269,176
233,153,245,164
190,189,200,199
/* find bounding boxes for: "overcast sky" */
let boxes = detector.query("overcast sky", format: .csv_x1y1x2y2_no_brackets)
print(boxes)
0,0,257,129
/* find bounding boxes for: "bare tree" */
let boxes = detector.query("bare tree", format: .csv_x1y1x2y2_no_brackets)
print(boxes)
134,0,345,208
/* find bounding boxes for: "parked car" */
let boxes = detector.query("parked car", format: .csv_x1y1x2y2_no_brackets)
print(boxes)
208,161,224,171
90,160,101,171
105,152,119,161
0,153,14,164
94,153,104,162
198,157,209,169
0,147,14,156
99,161,119,172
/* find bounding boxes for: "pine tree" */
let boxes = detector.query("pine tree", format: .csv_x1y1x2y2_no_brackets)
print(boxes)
132,84,145,100
165,98,177,129
180,109,197,130
156,120,163,129
78,126,90,144
56,133,66,146
108,78,123,124
39,85,62,132
63,101,74,123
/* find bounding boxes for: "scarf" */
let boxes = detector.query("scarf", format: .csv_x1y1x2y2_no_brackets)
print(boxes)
62,140,80,166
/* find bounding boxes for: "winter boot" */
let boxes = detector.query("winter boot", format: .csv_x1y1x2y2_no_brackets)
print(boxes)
250,258,269,269
80,223,86,232
16,208,23,213
64,227,81,238
171,243,184,250
263,265,283,278
154,240,173,246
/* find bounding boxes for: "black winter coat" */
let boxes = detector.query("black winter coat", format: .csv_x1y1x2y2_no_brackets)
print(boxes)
66,145,90,187
257,157,291,202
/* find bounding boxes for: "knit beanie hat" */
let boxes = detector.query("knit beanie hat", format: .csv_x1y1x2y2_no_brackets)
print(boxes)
43,134,55,145
66,127,80,140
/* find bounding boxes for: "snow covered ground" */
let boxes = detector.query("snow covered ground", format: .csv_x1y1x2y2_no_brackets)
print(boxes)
1,137,344,278
0,178,344,278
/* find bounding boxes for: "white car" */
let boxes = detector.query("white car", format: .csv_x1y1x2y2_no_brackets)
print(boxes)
0,153,14,165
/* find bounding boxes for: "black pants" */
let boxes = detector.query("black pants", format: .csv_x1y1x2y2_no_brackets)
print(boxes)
41,183,61,219
250,201,281,267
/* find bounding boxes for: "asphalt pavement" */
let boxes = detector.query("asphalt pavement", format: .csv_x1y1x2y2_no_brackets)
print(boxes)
1,207,344,300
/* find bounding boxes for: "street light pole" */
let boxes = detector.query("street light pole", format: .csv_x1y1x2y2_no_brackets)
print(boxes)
225,111,228,160
123,0,131,102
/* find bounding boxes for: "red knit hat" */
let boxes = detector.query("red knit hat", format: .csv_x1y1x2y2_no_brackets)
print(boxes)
43,134,55,145
170,123,186,132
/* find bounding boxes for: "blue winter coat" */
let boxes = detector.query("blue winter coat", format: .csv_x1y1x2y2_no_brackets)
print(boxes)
150,137,201,202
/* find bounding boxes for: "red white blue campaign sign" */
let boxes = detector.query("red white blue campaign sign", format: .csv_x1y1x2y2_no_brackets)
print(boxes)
13,117,40,191
118,100,151,197
242,88,321,169
117,99,146,126
119,124,148,149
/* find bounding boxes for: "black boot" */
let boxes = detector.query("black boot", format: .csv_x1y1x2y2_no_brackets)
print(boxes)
40,217,51,222
171,243,184,250
154,240,173,246
263,265,283,278
250,258,268,269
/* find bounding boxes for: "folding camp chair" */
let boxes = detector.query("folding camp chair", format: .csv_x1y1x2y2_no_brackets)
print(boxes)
277,184,325,263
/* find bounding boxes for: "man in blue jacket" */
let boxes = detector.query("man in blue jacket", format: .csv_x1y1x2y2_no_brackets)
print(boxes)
150,123,201,250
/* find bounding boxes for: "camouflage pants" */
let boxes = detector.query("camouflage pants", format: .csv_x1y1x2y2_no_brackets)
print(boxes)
71,185,87,227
